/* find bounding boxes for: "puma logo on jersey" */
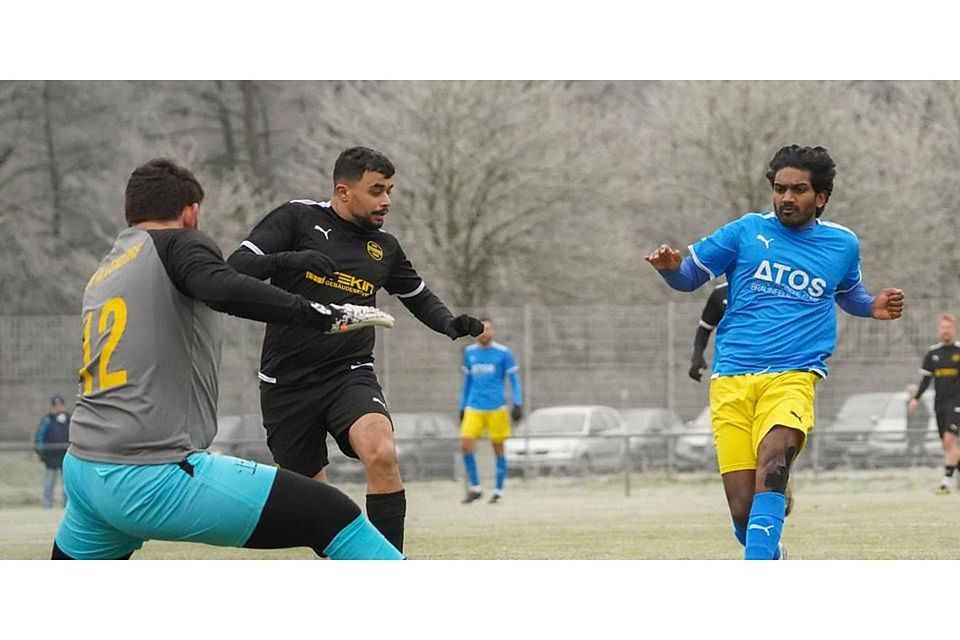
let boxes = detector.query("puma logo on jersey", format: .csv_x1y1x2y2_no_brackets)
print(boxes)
753,259,826,298
748,523,775,536
756,234,773,249
790,410,803,424
372,397,387,410
314,225,332,240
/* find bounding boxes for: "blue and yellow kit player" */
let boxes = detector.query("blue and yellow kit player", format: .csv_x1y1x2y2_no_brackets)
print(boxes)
646,145,904,559
459,318,523,504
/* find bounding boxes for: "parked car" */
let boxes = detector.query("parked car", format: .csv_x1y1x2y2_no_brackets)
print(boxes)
505,405,626,476
326,412,460,482
674,406,717,472
819,391,938,469
620,407,685,470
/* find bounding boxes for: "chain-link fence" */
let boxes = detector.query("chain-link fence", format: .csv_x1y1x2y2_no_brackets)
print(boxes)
1,297,956,504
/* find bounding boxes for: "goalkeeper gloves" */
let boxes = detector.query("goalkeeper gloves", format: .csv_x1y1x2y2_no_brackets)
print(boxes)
444,314,483,340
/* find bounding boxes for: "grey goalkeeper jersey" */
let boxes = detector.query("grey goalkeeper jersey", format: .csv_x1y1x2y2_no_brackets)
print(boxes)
70,226,336,464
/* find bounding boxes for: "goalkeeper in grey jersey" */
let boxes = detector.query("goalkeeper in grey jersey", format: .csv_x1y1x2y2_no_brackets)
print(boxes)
52,158,401,560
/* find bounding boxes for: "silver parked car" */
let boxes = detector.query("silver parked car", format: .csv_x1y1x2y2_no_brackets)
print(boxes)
819,391,938,468
674,406,717,472
505,405,626,476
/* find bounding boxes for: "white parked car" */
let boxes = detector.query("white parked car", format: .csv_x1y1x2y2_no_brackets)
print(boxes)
675,406,717,472
506,405,627,476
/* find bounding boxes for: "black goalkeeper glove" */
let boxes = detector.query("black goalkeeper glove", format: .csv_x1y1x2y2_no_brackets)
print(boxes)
273,250,336,277
511,404,523,422
689,353,707,382
444,314,484,340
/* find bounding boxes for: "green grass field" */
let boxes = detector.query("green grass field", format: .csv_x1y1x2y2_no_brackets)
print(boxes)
4,465,960,560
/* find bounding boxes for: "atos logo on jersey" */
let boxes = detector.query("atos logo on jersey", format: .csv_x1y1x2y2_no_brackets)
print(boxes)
470,363,497,376
367,241,383,261
305,271,375,297
752,260,826,298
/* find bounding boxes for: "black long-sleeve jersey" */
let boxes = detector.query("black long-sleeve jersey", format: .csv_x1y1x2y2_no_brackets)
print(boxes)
227,199,455,385
916,341,960,410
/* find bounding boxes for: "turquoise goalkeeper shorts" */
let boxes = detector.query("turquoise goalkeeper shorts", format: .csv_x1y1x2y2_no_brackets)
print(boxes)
55,451,277,559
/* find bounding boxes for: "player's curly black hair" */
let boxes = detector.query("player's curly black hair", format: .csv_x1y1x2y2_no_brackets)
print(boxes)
333,146,395,185
125,158,204,225
765,145,837,217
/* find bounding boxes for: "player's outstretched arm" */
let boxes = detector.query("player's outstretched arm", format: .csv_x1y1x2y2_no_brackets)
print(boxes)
645,244,710,292
156,229,392,333
395,287,482,340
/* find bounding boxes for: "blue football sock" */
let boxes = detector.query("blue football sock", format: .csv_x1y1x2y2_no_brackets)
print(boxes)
495,455,507,492
323,514,404,560
463,452,480,488
744,491,786,560
733,522,746,547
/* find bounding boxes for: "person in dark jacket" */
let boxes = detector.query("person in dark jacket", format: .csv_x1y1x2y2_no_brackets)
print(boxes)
36,395,70,508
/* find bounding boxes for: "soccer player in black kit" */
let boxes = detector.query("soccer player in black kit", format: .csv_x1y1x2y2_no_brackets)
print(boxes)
227,147,483,552
909,313,960,494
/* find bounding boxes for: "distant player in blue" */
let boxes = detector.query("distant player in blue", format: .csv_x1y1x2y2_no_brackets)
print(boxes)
646,145,904,560
459,318,523,504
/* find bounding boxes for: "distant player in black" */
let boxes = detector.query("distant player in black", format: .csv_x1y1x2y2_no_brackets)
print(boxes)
909,312,960,493
689,282,728,382
227,146,483,552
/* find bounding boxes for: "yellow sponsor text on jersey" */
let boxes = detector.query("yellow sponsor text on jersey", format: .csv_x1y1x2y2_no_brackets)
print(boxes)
86,242,145,290
305,270,375,297
935,368,959,378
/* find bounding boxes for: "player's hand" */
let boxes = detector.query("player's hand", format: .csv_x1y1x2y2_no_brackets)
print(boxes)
445,314,484,340
908,398,919,413
511,404,523,422
644,244,682,272
872,288,904,320
275,250,336,277
688,355,707,382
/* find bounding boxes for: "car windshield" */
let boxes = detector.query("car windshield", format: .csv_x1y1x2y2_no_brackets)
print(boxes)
881,394,909,420
525,411,587,435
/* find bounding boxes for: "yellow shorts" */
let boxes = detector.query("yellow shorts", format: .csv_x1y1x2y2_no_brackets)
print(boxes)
461,407,511,443
709,370,820,474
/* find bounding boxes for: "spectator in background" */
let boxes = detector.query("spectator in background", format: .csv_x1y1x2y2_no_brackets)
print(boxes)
905,383,931,466
35,395,70,508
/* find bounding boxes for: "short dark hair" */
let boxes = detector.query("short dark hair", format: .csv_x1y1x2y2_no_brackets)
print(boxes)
125,158,205,225
766,145,837,217
332,147,395,186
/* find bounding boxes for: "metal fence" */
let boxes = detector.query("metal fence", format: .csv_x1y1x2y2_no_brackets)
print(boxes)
1,297,957,496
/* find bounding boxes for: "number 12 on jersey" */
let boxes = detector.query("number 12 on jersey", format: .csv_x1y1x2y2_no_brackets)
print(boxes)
79,297,128,394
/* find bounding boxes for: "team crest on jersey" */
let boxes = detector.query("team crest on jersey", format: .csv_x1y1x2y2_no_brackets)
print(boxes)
953,354,960,363
367,241,383,261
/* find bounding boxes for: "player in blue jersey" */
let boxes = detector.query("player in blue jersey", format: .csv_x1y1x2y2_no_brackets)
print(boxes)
646,145,904,560
459,318,523,504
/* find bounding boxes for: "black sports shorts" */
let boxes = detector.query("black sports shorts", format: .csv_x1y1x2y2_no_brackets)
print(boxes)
936,405,960,438
260,369,392,477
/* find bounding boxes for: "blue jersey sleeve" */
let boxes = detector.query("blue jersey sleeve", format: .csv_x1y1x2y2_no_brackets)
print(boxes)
688,218,743,280
837,236,863,294
504,349,523,406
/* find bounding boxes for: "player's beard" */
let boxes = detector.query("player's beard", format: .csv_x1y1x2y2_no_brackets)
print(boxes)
359,209,387,230
775,202,816,228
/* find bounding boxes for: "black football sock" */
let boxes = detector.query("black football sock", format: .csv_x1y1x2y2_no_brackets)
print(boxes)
366,490,406,553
